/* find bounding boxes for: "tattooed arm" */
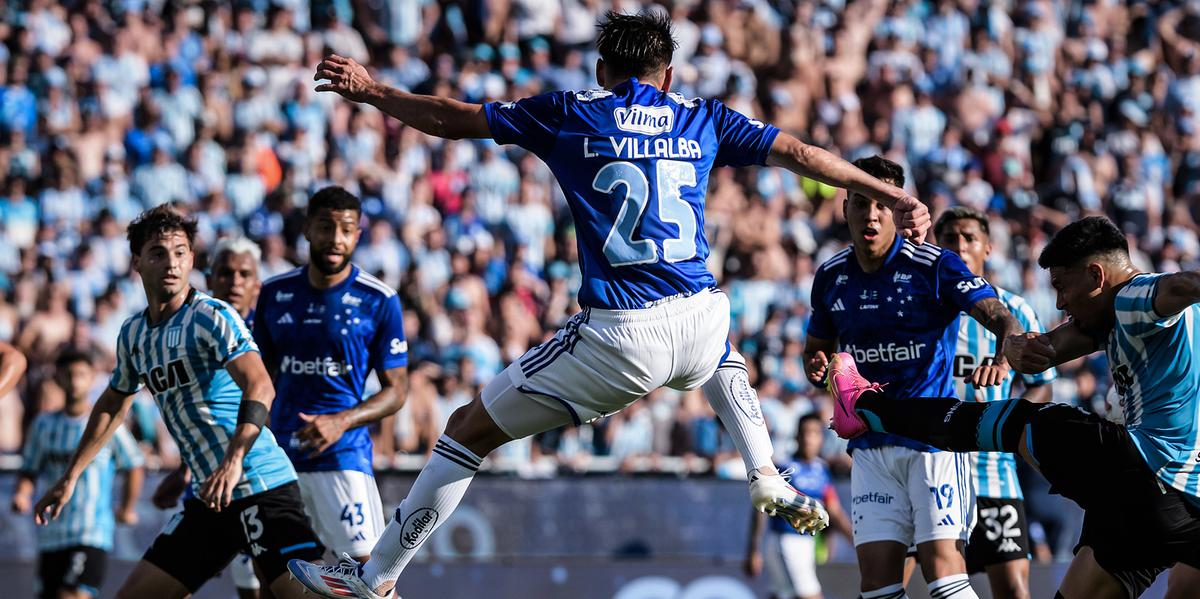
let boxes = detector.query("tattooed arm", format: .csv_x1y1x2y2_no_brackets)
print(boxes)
967,297,1023,387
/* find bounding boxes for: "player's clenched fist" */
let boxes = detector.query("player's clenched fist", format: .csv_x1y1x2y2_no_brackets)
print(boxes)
33,476,76,525
891,194,931,243
314,54,377,103
1004,332,1056,374
805,351,830,386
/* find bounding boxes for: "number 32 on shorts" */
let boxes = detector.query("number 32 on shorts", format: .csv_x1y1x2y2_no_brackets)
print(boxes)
594,160,698,267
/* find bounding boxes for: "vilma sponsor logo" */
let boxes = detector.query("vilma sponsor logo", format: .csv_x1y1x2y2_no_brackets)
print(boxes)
275,291,294,302
613,105,674,135
341,292,363,307
401,507,440,549
893,272,913,284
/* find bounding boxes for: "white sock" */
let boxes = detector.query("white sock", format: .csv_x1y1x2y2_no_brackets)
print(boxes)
701,348,775,474
860,583,909,599
361,435,482,590
927,574,978,599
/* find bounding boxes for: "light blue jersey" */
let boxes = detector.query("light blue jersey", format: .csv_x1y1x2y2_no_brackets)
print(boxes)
954,287,1056,499
110,288,297,500
1107,273,1200,506
21,411,143,551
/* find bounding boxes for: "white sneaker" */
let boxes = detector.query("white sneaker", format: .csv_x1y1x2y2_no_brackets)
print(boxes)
288,553,395,599
748,471,831,534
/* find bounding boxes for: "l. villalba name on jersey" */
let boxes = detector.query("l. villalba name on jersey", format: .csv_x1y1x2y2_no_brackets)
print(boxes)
841,341,927,363
583,136,704,160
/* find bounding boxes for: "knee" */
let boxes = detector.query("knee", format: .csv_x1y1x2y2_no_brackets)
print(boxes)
443,400,508,457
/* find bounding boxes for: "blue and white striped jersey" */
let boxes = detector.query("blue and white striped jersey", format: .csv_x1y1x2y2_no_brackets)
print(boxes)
21,411,143,551
954,287,1056,499
1106,273,1200,507
110,288,296,501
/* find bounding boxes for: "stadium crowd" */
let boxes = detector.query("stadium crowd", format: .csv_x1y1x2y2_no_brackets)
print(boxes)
0,0,1198,553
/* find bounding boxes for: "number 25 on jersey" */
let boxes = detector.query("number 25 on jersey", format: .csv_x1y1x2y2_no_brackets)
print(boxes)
594,160,698,267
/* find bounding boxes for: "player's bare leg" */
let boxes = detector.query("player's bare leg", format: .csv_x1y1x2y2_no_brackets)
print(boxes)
985,557,1031,599
115,560,190,599
1057,546,1125,599
856,541,909,598
915,540,975,599
1164,563,1200,599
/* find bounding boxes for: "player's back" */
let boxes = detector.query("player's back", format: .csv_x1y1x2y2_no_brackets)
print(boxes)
1107,273,1200,503
484,79,779,310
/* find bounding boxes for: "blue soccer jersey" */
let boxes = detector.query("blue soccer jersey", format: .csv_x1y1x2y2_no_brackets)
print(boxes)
483,79,780,310
254,266,408,474
21,411,143,551
1106,273,1200,506
954,287,1056,499
768,458,835,535
110,289,296,501
808,236,998,451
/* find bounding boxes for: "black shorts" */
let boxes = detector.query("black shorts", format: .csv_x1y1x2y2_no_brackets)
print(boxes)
143,481,324,592
1028,404,1200,596
966,497,1031,573
38,546,107,599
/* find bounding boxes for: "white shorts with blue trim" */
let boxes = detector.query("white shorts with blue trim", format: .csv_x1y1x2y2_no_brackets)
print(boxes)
296,470,386,559
849,446,976,546
483,288,731,439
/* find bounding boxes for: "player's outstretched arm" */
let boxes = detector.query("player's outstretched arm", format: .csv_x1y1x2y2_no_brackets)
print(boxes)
33,386,135,524
1004,320,1099,375
200,351,275,511
0,341,27,398
1152,272,1200,318
765,133,930,241
314,54,491,140
296,366,408,457
967,297,1023,387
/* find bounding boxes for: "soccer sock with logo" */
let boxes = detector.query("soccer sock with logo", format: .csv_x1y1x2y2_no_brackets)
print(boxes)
360,435,482,591
859,582,910,599
927,574,979,599
701,350,775,474
854,391,1043,453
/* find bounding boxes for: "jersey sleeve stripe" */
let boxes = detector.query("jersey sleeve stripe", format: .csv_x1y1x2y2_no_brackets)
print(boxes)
262,267,305,287
355,271,397,297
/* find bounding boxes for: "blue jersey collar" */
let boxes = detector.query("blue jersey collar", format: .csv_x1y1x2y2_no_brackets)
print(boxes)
303,264,359,295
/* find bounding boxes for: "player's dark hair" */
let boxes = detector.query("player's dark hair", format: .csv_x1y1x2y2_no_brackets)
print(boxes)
307,186,361,218
55,348,93,370
596,11,677,79
127,204,197,256
934,206,990,240
797,413,824,431
852,155,905,188
1038,216,1129,269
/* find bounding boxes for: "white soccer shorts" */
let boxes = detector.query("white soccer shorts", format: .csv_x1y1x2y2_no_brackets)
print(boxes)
483,288,731,439
765,531,821,599
296,470,386,559
849,446,975,546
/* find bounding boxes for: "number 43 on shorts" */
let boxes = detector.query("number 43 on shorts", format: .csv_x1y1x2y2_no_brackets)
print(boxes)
340,502,365,528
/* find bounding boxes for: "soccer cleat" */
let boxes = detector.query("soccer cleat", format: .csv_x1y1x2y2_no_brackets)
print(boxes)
749,471,831,534
288,553,395,599
826,352,884,439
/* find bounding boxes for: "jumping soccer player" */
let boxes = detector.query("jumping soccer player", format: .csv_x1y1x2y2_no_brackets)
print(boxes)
255,186,408,563
934,207,1055,599
803,158,1021,599
14,349,144,599
290,12,931,598
827,216,1200,599
152,236,267,599
33,205,324,599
